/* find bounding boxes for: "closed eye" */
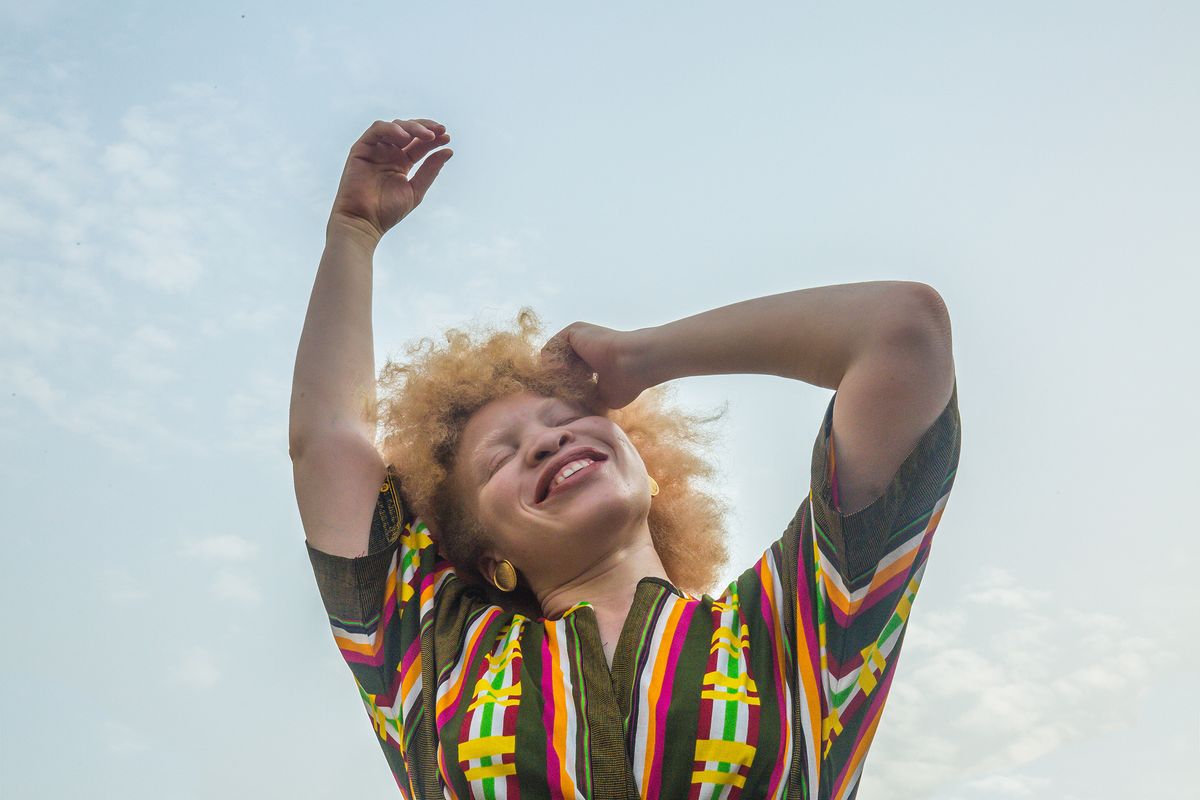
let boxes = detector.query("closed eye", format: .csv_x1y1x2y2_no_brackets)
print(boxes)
487,450,514,478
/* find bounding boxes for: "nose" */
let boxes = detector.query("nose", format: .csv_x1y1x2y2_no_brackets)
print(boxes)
527,426,573,467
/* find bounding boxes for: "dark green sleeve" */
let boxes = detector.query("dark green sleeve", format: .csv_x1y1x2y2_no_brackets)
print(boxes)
806,386,961,798
304,466,439,798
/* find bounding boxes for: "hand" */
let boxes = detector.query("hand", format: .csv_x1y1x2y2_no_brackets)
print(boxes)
327,118,453,244
541,322,653,409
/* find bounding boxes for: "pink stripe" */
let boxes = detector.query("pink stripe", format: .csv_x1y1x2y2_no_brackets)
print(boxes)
437,740,459,799
830,655,898,798
825,570,908,628
795,530,824,691
645,600,698,794
337,555,401,666
540,628,566,800
825,535,933,629
758,558,790,794
436,608,500,731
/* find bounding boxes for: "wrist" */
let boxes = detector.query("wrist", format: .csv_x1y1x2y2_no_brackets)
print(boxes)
625,326,670,390
326,215,383,254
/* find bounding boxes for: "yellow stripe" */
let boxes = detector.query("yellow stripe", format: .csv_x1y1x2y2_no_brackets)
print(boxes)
703,671,758,692
485,635,522,668
457,735,515,760
401,528,432,551
700,690,761,705
691,769,747,788
641,600,686,800
709,625,750,646
464,762,517,780
471,681,522,699
694,739,756,766
709,640,744,658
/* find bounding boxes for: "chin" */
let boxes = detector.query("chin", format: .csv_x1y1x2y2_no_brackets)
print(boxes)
554,486,648,537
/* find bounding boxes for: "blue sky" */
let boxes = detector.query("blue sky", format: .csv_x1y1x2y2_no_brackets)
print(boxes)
2,1,1197,797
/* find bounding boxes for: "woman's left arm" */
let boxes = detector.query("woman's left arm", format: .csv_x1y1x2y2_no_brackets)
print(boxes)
548,281,955,515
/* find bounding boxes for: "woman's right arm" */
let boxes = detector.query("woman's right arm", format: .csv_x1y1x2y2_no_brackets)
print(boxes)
290,118,453,558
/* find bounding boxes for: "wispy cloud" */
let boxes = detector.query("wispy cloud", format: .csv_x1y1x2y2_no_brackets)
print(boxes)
211,568,262,604
99,567,151,605
113,324,179,386
861,567,1172,799
171,645,221,689
0,81,315,461
181,533,258,561
102,720,150,756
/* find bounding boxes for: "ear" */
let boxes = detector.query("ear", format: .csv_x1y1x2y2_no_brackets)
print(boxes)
476,551,501,584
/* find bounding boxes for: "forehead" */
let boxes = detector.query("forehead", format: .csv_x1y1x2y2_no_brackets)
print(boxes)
459,392,565,451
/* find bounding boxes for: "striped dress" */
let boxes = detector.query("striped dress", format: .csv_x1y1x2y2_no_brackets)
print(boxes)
306,388,961,799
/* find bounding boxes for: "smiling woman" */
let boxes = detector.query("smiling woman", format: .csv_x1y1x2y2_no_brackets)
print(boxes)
374,309,729,612
292,118,961,799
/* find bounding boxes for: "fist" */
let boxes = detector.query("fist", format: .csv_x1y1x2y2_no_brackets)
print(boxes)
541,322,651,409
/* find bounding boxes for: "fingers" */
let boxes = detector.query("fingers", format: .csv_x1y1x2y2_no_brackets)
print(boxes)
359,118,442,150
408,147,454,205
392,118,439,142
541,325,587,369
404,129,451,163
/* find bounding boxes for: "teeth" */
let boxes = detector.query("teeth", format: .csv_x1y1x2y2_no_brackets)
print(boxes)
553,458,594,487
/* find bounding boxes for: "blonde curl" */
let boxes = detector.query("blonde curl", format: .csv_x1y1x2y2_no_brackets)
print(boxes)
377,308,729,596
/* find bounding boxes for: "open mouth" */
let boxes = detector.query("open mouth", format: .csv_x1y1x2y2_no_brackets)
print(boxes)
535,448,608,504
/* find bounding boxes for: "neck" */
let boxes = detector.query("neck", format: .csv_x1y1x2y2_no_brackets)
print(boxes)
536,532,670,624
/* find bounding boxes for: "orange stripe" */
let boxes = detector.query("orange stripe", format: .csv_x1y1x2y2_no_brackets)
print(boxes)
546,624,577,798
400,658,420,703
333,566,397,656
801,495,825,788
821,543,921,617
641,600,685,799
832,694,885,799
436,608,499,720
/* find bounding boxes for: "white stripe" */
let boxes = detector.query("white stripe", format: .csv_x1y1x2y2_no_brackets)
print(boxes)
552,620,586,799
631,594,684,792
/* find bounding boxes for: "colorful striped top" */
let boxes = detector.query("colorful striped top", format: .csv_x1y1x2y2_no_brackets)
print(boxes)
306,388,961,799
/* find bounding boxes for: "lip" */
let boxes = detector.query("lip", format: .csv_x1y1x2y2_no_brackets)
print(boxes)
535,447,608,504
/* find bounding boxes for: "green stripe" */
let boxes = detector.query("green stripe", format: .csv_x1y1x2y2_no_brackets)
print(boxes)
568,615,593,796
814,519,838,554
328,610,380,628
885,510,933,545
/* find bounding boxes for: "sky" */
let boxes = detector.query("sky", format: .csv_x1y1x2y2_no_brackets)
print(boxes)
1,1,1198,797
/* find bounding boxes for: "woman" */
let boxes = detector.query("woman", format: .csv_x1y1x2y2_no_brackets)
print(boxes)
291,118,961,799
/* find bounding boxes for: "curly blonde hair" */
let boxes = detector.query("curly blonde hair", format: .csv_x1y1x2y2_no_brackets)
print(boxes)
376,309,729,596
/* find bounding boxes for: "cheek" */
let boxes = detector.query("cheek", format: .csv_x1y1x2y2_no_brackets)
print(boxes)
476,475,522,533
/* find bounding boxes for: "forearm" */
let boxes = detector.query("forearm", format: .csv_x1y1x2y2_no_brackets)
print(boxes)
634,281,949,390
288,223,382,455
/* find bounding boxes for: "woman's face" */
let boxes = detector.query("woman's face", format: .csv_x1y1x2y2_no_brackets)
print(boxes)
451,391,653,592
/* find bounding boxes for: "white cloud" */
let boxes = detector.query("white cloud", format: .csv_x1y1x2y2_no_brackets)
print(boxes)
100,567,151,605
171,646,220,689
0,84,322,464
102,720,150,756
965,566,1050,611
860,567,1174,799
181,533,259,561
113,323,179,385
212,568,262,604
2,357,201,458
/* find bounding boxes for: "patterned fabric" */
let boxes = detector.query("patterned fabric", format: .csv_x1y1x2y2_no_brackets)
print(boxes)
306,388,961,799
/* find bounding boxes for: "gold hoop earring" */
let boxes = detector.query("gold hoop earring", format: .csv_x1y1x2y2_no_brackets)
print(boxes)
492,559,518,592
648,476,660,497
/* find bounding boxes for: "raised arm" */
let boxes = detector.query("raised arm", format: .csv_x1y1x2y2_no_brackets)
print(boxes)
290,118,453,557
544,281,955,514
